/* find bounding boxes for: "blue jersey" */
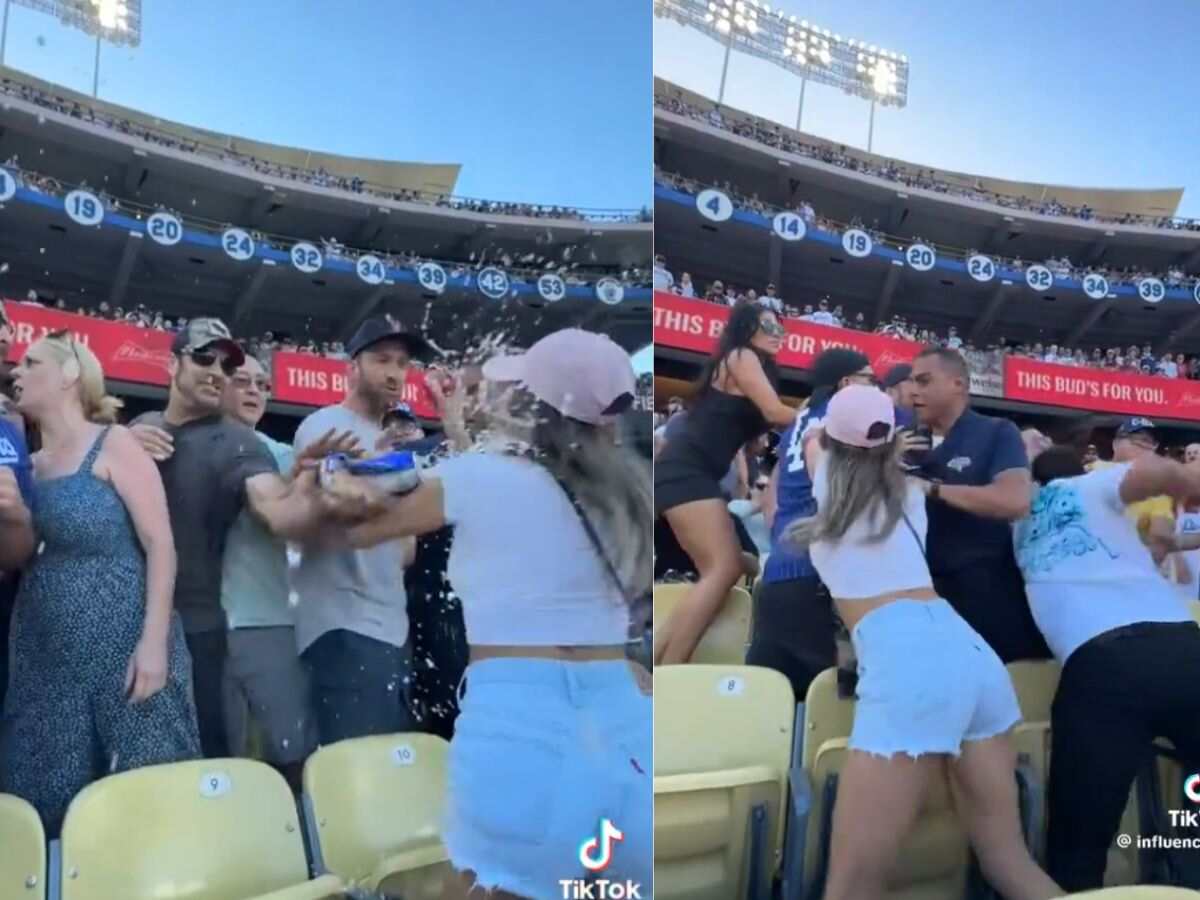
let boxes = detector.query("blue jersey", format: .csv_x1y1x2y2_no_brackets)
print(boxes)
762,401,827,584
0,420,32,507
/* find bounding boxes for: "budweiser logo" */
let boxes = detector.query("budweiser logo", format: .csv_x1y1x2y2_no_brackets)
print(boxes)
114,342,171,369
874,350,911,368
1177,392,1200,408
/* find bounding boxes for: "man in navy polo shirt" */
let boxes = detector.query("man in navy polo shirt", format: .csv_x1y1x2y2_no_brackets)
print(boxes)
910,347,1051,662
0,414,34,716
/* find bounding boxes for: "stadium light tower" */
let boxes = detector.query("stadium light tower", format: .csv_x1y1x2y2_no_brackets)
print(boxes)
655,0,909,152
0,0,141,97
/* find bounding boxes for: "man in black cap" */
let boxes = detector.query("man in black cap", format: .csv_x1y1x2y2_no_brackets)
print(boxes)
131,318,339,757
883,363,916,417
291,315,432,746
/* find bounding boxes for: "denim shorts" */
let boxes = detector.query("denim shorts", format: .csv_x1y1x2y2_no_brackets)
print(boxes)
444,658,652,900
849,599,1021,758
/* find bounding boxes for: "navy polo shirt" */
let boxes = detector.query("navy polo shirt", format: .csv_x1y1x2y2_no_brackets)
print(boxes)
917,408,1028,576
0,420,32,506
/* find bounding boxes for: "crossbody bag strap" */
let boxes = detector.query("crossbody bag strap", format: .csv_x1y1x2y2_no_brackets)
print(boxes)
553,475,636,608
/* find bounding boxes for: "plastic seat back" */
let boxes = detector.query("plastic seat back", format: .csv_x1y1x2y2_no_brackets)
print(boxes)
0,794,46,900
654,583,753,665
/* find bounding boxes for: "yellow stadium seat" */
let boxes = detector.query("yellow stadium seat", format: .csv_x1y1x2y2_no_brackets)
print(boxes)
654,583,753,665
302,734,450,899
0,793,46,899
54,759,344,900
654,664,795,900
787,667,972,900
1068,889,1200,899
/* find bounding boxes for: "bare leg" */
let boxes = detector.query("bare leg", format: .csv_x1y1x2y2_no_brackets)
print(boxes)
656,499,744,665
822,750,941,900
950,733,1062,900
440,868,530,900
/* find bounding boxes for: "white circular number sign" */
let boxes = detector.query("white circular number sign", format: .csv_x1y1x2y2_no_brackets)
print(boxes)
356,254,386,285
198,772,232,799
716,675,745,697
696,189,733,223
772,212,806,242
537,273,566,302
1025,264,1053,292
1138,278,1166,304
1082,274,1110,300
0,167,17,203
417,261,448,295
905,243,936,272
146,212,183,246
842,228,873,258
222,228,255,261
966,254,995,282
596,278,625,305
1194,282,1200,305
290,242,323,274
65,189,104,226
478,267,510,299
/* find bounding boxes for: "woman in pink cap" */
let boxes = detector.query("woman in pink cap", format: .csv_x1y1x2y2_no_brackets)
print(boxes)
787,385,1059,900
320,328,652,900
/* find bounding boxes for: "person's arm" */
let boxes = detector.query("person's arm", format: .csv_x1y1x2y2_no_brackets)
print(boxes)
732,449,749,501
930,419,1032,520
341,479,448,547
103,427,176,702
0,467,33,571
1120,455,1200,507
725,349,796,428
245,470,325,540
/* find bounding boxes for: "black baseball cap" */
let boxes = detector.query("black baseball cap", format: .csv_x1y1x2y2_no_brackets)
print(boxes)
170,317,245,367
346,316,434,360
882,363,914,389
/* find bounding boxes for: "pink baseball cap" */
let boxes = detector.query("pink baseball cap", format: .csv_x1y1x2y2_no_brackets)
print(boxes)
824,384,895,449
481,328,636,425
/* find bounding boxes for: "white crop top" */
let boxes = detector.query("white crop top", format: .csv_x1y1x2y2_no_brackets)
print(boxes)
809,460,934,599
430,451,630,645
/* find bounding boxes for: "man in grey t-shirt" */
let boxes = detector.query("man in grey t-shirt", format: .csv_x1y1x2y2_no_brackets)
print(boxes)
293,316,422,745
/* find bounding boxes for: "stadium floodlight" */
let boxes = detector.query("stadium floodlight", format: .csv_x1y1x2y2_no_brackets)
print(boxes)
1,0,142,98
655,0,909,151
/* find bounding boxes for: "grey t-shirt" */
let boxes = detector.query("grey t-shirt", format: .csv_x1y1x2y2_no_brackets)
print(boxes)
291,404,409,654
133,412,278,633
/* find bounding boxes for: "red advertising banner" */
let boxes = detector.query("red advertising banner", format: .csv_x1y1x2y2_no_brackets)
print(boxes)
1,300,441,419
653,291,922,375
1004,357,1200,422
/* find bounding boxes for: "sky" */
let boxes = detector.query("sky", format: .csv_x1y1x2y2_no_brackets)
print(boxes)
0,0,651,211
655,0,1200,218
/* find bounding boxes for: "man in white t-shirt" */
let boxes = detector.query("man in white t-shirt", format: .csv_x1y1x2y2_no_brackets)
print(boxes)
652,254,674,292
1012,445,1200,893
810,298,837,326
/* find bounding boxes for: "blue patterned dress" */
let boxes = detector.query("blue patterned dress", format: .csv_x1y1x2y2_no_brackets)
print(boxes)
0,426,200,835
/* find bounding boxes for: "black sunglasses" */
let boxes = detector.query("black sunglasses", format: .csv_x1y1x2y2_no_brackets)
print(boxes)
759,319,787,338
185,348,238,377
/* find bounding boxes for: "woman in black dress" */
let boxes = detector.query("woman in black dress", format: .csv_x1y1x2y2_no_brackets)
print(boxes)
654,302,797,663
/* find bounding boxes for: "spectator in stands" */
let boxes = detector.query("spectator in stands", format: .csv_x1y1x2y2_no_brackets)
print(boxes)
0,398,33,719
1161,353,1179,378
678,271,695,297
655,303,796,664
909,348,1050,662
787,386,1061,900
131,318,330,758
883,364,916,414
323,329,652,898
2,332,199,835
291,316,422,746
751,349,876,700
705,280,726,304
653,253,674,291
1017,445,1200,891
728,467,772,556
216,355,318,787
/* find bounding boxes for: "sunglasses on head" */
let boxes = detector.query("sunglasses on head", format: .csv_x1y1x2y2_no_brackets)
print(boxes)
186,348,238,376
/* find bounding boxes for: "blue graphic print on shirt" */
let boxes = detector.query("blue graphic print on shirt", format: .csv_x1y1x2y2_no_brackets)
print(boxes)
1015,482,1118,575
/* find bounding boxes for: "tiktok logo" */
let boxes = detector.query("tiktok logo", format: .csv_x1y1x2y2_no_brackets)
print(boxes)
1185,773,1200,804
579,818,624,872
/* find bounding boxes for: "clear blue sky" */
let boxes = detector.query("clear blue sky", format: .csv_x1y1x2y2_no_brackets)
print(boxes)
655,0,1200,218
1,0,651,210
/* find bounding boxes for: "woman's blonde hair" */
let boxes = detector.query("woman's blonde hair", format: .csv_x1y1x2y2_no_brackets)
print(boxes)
30,332,123,423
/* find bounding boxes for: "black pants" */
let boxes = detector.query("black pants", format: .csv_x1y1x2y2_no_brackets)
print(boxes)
1047,621,1200,892
933,559,1051,663
184,628,230,759
303,629,416,746
745,576,836,701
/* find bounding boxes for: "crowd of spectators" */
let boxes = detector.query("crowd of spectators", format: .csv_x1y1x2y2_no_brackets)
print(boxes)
655,168,1195,292
655,253,1200,383
655,89,1200,233
1,75,649,224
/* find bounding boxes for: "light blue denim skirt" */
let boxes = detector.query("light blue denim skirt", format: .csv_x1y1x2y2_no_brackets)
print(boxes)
848,599,1021,758
443,657,652,899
